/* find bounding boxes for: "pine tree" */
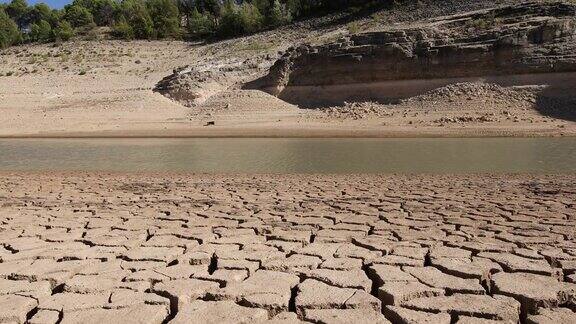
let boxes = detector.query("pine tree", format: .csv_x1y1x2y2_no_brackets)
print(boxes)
64,4,95,28
218,0,239,36
27,3,52,25
146,0,180,39
238,2,263,34
269,0,291,27
253,0,271,16
53,20,74,41
188,8,215,37
0,9,21,48
29,19,52,42
5,0,29,30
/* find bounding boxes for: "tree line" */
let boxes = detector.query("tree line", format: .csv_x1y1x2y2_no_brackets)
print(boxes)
1,0,385,48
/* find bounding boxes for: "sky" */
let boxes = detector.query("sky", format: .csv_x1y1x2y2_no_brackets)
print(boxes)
1,0,71,9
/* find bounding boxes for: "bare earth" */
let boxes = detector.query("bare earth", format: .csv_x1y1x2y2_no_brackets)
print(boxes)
0,37,574,138
0,173,575,323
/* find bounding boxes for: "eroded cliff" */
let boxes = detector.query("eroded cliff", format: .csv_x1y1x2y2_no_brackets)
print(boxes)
248,1,576,107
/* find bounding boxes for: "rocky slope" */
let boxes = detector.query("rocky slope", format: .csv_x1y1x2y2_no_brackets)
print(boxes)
248,1,576,109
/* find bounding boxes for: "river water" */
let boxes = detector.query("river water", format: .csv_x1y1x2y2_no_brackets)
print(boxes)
0,138,575,173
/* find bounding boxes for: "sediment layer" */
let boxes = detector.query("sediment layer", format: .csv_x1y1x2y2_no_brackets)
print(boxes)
250,1,576,106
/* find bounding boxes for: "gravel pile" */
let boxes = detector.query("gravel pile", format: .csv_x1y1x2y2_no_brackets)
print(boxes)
402,82,539,107
321,82,541,120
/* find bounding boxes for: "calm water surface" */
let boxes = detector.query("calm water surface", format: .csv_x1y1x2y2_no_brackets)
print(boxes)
0,138,575,173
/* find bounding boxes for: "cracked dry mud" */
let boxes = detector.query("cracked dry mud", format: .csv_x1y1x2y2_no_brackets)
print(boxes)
0,173,575,324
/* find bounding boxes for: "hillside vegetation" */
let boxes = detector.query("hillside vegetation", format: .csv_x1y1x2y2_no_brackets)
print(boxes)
0,0,396,48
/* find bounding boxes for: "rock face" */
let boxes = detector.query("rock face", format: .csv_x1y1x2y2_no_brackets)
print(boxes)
249,2,576,107
154,56,276,107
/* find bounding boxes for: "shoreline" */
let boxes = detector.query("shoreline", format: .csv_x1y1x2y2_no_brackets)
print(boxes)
0,171,573,178
0,126,574,139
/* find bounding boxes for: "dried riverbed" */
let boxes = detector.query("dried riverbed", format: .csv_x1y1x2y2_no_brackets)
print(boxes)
0,173,575,323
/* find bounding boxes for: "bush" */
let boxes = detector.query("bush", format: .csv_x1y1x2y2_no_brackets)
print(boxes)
0,9,21,48
111,15,133,39
53,20,74,41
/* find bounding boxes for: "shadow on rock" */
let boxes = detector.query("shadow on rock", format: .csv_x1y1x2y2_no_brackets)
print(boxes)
534,87,576,122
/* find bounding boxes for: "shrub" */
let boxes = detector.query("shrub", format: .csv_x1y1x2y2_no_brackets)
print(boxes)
111,15,133,39
347,21,361,34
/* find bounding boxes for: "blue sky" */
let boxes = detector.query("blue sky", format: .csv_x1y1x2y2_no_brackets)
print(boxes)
1,0,71,9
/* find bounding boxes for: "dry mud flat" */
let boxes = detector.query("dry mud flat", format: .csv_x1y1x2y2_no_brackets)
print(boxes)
0,173,576,323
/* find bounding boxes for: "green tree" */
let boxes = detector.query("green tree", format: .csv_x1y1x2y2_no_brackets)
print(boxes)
238,2,264,33
187,8,214,37
268,0,291,27
27,3,51,24
5,0,29,30
53,20,74,41
253,0,270,16
194,0,220,16
146,0,180,38
64,4,95,28
72,0,118,26
218,0,237,36
120,0,154,39
29,19,52,42
219,0,263,37
0,9,21,48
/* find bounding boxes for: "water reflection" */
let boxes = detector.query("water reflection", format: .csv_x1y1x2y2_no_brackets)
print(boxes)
0,138,574,173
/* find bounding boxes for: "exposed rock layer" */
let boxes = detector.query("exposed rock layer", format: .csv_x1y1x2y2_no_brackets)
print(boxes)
249,1,576,107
